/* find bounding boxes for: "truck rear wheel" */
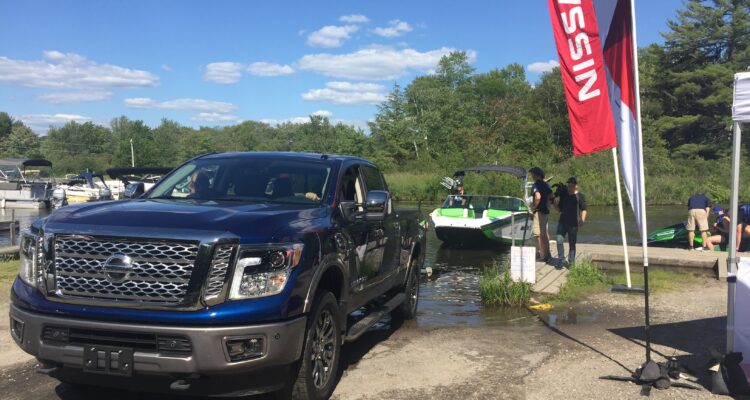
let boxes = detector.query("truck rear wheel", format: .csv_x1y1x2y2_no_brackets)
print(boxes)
393,257,420,321
290,291,341,400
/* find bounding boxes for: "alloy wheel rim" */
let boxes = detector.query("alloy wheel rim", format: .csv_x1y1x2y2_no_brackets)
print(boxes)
409,268,419,312
311,309,336,389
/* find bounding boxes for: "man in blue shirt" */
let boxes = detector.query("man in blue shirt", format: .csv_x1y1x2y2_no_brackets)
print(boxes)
529,167,552,262
686,193,712,250
736,204,750,251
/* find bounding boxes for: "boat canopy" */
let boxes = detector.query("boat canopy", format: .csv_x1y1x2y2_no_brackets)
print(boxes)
453,165,527,179
107,167,173,179
0,158,53,167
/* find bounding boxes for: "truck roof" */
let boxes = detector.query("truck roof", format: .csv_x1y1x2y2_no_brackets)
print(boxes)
197,151,371,164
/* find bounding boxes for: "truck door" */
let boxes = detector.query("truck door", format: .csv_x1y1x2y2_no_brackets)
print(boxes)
361,165,401,287
338,165,384,307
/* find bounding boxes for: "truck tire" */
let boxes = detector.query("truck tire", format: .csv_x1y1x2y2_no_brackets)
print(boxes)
290,291,341,400
393,257,420,321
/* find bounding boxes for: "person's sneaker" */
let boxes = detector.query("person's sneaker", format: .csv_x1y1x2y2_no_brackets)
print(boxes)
695,247,705,252
688,247,694,251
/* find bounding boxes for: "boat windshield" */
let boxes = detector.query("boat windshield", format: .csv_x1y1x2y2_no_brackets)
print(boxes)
0,165,22,181
147,157,332,205
441,195,526,213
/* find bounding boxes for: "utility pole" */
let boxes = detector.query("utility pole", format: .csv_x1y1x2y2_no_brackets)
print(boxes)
130,138,135,167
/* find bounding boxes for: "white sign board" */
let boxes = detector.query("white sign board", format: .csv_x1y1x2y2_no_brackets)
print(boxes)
510,246,536,284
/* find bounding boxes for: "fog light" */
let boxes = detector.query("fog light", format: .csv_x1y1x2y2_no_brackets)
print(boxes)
10,317,24,344
42,326,70,343
225,337,264,362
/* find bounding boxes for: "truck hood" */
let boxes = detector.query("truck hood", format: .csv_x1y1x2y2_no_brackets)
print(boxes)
42,199,329,243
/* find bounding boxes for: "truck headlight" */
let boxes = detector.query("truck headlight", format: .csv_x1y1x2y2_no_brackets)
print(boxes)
228,244,303,300
19,231,38,287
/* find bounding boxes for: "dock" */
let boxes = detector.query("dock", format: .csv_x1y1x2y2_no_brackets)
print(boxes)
531,241,731,295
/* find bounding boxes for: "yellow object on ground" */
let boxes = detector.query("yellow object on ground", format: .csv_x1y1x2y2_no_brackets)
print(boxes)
528,303,553,311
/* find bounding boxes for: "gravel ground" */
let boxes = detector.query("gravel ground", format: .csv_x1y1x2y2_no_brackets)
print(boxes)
0,277,738,399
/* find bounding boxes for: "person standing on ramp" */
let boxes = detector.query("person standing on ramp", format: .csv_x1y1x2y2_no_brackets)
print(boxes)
555,177,587,268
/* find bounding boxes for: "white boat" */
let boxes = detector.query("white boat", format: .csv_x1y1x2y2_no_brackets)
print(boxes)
430,165,533,247
55,172,113,205
0,159,55,209
106,167,173,199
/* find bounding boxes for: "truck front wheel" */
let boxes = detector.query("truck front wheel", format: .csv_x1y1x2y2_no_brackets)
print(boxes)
393,257,420,321
290,291,341,400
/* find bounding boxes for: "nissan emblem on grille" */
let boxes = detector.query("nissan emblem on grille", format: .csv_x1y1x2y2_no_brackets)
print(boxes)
102,254,133,283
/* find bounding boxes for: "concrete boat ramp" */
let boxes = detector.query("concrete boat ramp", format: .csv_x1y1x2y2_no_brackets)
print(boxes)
532,241,732,295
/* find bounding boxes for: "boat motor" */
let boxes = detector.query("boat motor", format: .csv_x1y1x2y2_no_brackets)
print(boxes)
52,188,67,208
99,187,112,200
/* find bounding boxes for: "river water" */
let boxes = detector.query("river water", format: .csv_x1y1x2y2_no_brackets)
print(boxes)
1,204,689,325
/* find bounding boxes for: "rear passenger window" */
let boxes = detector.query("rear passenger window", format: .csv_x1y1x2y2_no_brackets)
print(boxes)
362,166,385,192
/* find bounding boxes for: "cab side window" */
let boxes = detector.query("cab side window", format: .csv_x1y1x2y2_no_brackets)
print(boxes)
361,165,385,192
340,166,364,205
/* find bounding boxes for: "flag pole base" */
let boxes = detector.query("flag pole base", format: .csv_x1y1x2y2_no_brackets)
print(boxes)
611,284,645,294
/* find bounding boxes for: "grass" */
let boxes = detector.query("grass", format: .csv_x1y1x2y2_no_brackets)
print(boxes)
550,259,609,304
0,258,19,296
479,264,533,307
547,258,702,305
608,269,699,293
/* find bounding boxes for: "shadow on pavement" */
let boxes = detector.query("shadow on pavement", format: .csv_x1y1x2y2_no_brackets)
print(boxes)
608,316,726,390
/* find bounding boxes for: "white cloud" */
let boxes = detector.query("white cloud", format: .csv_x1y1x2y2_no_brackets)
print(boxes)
192,112,240,122
161,64,173,72
302,81,387,105
17,113,91,133
204,62,244,83
307,25,359,48
325,81,385,92
298,46,476,80
0,51,159,89
247,62,295,76
37,91,112,103
124,97,237,113
339,14,369,23
312,110,333,117
260,116,314,126
527,59,560,74
373,19,413,38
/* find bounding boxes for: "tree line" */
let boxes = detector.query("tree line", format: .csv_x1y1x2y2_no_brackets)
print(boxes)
0,0,748,203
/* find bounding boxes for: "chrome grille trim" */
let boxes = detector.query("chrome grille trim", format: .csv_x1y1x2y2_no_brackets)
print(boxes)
204,245,235,300
54,236,199,305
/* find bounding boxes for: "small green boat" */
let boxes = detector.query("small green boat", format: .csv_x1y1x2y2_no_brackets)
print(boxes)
430,165,532,247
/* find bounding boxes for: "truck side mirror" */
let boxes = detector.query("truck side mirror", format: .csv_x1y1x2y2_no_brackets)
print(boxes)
364,190,390,222
122,182,145,199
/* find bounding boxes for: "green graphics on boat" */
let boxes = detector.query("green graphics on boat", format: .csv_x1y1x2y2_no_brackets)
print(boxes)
430,165,532,247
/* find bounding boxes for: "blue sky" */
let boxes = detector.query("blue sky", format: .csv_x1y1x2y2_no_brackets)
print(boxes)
0,0,684,134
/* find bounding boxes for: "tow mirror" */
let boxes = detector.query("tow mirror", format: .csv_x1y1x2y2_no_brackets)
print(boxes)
123,182,145,199
364,190,390,222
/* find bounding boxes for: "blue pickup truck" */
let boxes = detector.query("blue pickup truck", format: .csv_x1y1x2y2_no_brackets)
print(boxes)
9,152,426,399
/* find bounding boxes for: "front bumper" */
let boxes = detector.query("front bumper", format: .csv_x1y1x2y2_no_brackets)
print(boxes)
10,304,306,390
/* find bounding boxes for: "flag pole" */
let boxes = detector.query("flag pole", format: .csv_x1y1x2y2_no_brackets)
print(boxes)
629,0,651,361
727,121,742,354
612,147,632,288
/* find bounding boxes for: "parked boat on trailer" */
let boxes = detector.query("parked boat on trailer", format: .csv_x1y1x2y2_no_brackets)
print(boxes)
430,165,532,247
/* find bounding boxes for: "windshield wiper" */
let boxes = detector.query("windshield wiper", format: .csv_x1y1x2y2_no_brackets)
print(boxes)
148,195,180,200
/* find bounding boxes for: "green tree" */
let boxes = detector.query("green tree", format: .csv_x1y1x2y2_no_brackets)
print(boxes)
0,123,41,158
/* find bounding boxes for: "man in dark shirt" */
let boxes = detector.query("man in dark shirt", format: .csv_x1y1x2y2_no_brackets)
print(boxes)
736,204,750,251
529,167,552,262
555,177,587,267
686,193,712,250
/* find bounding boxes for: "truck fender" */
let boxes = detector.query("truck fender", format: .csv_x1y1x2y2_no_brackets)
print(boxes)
303,254,349,330
403,242,423,286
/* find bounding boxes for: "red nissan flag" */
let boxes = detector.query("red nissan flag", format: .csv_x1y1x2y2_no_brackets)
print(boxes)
547,0,617,156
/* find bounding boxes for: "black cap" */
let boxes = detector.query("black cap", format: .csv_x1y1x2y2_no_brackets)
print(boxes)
567,176,578,184
529,166,544,179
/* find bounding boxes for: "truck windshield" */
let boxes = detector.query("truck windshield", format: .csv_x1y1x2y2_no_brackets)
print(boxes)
147,157,332,205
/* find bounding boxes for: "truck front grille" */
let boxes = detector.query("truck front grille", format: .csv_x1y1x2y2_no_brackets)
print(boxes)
54,237,199,305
